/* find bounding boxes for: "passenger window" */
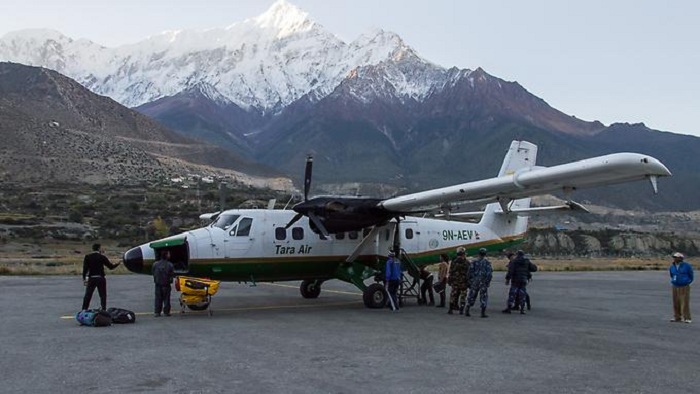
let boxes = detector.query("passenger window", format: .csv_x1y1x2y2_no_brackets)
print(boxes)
235,218,252,237
275,227,286,241
348,231,358,240
292,227,304,240
405,228,414,239
335,232,345,240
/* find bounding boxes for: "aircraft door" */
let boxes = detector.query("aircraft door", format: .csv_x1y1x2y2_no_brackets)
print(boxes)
399,221,420,254
375,223,395,256
224,217,254,257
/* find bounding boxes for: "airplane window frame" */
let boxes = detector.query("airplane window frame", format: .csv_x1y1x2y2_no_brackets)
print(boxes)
275,227,287,241
335,232,345,240
292,227,304,240
348,231,358,240
405,228,414,239
235,217,253,237
212,214,240,230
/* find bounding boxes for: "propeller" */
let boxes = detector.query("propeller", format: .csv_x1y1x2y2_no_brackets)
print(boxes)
284,155,331,238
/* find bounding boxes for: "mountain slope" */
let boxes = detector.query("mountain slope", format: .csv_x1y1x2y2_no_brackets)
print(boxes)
0,62,291,188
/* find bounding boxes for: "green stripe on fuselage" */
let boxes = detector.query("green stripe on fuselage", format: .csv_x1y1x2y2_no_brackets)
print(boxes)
140,235,525,283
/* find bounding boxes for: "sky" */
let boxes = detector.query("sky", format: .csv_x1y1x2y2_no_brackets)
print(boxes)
1,0,698,136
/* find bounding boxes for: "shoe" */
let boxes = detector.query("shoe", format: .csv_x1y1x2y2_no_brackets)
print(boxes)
481,308,488,318
670,318,681,322
154,313,161,317
164,313,172,317
520,309,526,315
447,309,453,315
436,304,445,308
427,301,435,306
502,308,511,314
684,319,692,324
465,307,471,317
511,306,519,310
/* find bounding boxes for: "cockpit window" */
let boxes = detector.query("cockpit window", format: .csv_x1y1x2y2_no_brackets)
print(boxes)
236,218,252,237
212,214,240,230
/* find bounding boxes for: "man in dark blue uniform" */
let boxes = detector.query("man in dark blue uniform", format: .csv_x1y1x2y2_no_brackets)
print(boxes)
503,250,538,315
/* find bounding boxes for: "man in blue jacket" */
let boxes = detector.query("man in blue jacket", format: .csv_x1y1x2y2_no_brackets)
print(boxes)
385,251,402,311
669,252,693,323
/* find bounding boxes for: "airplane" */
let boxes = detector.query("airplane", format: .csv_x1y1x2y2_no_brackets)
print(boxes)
122,140,671,309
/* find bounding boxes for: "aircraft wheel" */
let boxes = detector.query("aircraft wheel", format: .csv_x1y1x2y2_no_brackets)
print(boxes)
363,283,387,309
300,279,322,299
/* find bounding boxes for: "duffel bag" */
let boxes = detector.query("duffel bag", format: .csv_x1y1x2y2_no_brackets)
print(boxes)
106,307,136,324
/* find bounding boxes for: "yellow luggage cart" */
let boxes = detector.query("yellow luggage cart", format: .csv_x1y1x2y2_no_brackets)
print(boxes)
175,276,221,316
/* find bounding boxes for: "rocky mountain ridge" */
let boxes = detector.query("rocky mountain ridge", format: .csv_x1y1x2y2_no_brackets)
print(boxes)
0,62,292,190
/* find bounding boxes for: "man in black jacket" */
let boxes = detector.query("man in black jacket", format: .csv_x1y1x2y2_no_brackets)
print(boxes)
503,250,537,314
82,243,120,310
152,249,175,317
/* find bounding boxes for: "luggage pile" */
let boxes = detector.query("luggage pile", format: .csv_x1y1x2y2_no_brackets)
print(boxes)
76,307,136,327
175,276,221,316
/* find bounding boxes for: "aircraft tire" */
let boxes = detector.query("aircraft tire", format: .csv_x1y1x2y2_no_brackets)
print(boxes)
363,283,387,309
300,279,322,299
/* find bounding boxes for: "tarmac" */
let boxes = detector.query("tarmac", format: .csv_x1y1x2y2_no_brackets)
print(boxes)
0,270,697,394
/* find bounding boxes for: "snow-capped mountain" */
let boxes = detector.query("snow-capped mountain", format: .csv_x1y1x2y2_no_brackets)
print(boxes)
0,0,444,111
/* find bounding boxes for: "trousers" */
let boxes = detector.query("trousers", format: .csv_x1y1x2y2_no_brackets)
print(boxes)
82,277,107,310
672,285,691,321
155,285,172,315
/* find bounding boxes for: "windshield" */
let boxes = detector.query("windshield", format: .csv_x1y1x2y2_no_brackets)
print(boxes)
212,214,240,230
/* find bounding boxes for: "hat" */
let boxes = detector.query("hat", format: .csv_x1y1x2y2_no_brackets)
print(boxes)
478,248,487,256
672,252,684,259
456,247,465,256
517,250,525,256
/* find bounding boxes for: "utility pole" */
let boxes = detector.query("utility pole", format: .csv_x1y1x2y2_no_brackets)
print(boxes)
219,182,227,212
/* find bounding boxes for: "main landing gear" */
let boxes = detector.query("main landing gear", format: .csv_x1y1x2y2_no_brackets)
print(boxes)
363,283,387,308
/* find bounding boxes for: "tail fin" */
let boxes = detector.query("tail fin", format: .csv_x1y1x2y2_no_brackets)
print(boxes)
479,141,537,238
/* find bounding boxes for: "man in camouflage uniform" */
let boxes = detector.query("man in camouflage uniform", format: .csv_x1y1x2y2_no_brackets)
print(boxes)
465,248,493,318
447,247,469,315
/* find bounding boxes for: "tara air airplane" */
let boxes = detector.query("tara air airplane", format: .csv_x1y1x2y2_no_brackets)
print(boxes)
123,140,671,308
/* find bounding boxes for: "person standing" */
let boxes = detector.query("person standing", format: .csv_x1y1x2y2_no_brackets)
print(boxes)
465,248,493,318
152,249,175,317
447,247,469,315
669,252,693,323
81,243,120,311
385,251,402,311
418,265,435,306
435,254,450,308
503,250,538,315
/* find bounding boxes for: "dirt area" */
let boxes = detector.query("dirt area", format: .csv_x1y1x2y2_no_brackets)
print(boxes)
0,239,129,275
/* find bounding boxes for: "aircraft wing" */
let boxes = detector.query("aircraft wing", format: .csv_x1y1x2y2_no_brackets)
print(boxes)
379,152,671,213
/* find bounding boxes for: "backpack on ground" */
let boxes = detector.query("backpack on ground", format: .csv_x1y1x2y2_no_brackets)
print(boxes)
106,307,136,324
76,309,112,327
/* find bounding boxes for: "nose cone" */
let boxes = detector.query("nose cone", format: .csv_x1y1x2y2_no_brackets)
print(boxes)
123,247,144,273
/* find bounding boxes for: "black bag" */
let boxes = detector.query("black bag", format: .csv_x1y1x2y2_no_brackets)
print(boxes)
106,307,136,324
433,281,446,293
93,310,112,327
